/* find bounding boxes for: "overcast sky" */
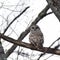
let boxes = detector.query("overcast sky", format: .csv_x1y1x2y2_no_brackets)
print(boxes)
0,0,60,60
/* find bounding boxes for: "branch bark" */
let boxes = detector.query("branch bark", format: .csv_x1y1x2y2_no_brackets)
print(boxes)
5,4,50,58
0,33,60,56
46,0,60,21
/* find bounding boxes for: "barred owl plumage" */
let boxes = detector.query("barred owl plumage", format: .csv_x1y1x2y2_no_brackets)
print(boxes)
29,25,44,49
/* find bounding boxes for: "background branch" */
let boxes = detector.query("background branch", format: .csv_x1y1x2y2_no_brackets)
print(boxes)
3,6,30,34
5,4,50,58
0,6,29,58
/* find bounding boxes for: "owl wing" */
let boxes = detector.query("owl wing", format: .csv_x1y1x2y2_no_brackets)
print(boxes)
37,32,44,47
29,33,37,46
39,33,44,44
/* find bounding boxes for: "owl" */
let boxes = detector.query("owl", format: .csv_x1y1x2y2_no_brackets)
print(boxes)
29,25,44,49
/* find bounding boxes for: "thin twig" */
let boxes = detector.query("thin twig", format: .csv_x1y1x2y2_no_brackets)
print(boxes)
5,4,50,58
3,6,29,34
0,6,29,58
44,44,60,60
46,12,53,15
44,54,53,60
37,37,60,60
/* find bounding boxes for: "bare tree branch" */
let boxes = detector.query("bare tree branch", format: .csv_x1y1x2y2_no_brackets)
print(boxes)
0,33,60,56
3,6,30,34
5,4,50,58
46,12,53,15
46,0,60,21
43,44,60,60
0,6,29,57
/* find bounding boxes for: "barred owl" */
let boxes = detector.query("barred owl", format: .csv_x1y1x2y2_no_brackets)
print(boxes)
29,25,44,49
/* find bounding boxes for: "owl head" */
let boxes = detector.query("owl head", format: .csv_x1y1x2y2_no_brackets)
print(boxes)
30,25,40,32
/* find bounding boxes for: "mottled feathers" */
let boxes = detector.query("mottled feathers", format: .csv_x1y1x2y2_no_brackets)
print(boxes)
29,25,44,49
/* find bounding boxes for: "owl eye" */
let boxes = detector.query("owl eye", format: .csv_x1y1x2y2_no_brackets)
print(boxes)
32,27,34,29
36,26,39,29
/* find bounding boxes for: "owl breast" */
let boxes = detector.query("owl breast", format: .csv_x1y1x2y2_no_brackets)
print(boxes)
29,32,44,49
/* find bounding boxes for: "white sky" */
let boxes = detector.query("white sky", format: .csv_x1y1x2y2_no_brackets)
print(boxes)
0,0,60,60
